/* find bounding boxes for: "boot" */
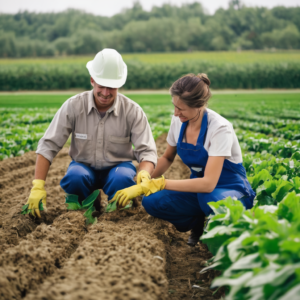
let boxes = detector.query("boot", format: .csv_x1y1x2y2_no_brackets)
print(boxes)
91,191,103,218
187,215,206,247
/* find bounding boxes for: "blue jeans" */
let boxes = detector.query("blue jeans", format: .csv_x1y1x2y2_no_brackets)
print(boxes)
60,161,136,201
142,189,252,232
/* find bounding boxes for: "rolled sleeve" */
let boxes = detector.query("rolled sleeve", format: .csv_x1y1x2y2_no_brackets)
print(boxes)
130,108,157,167
36,100,74,163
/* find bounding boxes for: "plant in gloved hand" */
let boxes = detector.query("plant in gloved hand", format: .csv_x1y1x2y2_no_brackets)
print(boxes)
65,190,100,225
23,179,47,218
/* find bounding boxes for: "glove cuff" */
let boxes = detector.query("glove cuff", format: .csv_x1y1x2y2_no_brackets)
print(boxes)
32,179,46,189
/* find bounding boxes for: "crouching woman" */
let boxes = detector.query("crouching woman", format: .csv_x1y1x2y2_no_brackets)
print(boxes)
112,73,255,246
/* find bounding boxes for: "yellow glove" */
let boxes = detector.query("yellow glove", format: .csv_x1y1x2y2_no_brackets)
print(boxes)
26,179,47,218
109,176,166,208
137,170,151,185
139,176,166,196
109,185,143,208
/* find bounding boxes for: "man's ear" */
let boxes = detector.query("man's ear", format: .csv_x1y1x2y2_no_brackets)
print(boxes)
90,77,95,87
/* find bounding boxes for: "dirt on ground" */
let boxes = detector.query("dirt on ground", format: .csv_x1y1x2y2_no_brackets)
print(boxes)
0,134,223,300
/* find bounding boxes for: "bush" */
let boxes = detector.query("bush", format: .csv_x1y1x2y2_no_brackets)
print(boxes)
0,61,299,90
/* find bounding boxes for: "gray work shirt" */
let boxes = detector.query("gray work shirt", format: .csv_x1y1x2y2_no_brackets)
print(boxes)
36,90,157,169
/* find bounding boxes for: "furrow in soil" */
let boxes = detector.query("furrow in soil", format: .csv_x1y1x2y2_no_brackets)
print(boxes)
0,148,71,253
0,211,87,300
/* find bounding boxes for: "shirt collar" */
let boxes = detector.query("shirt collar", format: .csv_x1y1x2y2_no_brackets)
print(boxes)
87,90,120,117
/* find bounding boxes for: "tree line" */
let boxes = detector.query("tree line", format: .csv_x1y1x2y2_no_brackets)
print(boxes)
0,1,300,57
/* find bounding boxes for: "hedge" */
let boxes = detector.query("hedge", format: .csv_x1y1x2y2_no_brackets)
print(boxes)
1,61,299,90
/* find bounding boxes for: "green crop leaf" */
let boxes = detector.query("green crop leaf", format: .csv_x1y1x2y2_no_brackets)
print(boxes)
291,151,300,161
278,192,300,222
66,202,82,210
105,200,118,213
290,177,300,193
272,181,293,202
83,205,97,225
21,204,29,214
211,271,253,289
248,169,273,191
278,285,300,300
21,202,44,215
81,190,99,208
65,194,82,210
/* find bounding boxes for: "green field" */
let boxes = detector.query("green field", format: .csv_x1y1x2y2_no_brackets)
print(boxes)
1,91,300,298
1,50,299,65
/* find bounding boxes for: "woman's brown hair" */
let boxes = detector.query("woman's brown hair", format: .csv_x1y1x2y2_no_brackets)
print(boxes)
169,73,211,108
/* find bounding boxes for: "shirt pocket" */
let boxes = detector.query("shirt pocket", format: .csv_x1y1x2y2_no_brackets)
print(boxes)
105,135,134,162
74,133,92,161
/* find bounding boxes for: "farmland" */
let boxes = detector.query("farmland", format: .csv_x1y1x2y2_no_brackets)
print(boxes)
0,91,300,299
1,51,300,91
1,50,300,65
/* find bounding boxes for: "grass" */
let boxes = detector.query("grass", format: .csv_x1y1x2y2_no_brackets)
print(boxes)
0,92,299,109
0,50,299,66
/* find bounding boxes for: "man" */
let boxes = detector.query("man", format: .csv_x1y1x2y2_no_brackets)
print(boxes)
26,48,157,218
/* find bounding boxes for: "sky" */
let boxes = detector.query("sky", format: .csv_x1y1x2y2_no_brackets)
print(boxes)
0,0,299,16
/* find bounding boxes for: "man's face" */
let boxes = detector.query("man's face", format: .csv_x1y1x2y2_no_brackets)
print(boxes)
91,77,118,111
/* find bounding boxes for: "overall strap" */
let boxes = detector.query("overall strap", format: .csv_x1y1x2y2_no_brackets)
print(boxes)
178,121,188,143
197,110,208,146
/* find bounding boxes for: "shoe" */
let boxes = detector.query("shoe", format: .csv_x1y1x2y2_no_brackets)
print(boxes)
91,191,103,218
187,215,205,247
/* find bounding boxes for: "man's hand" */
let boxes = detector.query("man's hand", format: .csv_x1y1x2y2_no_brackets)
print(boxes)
26,179,47,218
137,170,151,185
109,185,143,208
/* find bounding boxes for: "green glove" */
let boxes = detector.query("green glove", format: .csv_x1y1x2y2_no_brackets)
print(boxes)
23,179,47,218
137,170,151,185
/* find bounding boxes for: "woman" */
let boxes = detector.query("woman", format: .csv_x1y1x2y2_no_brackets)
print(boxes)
111,73,255,246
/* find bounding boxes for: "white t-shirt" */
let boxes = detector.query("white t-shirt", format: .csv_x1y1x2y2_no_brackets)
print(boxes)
166,108,243,164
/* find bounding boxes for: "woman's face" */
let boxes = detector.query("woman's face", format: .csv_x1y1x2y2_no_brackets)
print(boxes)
172,95,199,123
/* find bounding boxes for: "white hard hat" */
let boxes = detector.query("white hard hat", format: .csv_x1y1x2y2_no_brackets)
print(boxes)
86,49,127,88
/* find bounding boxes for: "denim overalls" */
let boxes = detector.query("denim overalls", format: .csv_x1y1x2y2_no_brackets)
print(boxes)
143,111,255,232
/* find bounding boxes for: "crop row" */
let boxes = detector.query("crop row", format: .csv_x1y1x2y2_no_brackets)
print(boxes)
0,106,173,160
1,61,300,90
231,120,300,140
201,136,300,297
201,192,300,300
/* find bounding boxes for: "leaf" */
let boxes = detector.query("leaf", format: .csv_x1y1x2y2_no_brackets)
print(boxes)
278,191,300,221
278,285,300,300
211,271,253,288
21,204,29,214
225,253,261,273
65,194,82,210
248,169,273,191
66,202,82,210
246,264,300,287
272,181,293,202
81,190,99,208
83,205,97,225
291,151,300,161
227,231,251,262
105,200,118,213
21,202,44,214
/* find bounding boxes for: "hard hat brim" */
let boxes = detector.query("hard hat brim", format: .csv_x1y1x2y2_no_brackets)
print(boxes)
86,61,127,89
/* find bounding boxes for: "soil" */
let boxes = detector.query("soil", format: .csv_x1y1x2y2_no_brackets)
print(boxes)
0,134,223,300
